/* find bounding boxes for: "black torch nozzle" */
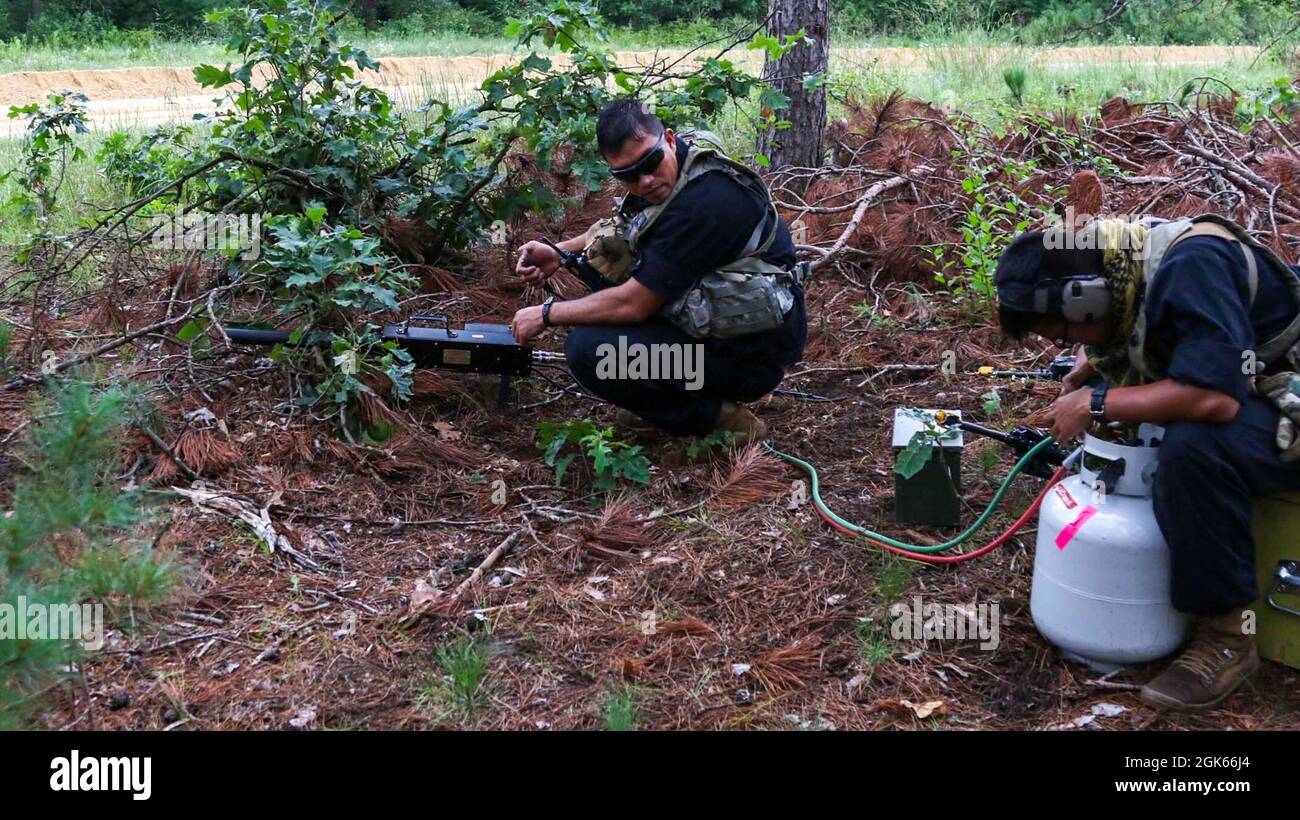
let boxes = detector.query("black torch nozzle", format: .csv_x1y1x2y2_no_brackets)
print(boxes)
539,237,578,268
940,416,1071,479
538,237,612,294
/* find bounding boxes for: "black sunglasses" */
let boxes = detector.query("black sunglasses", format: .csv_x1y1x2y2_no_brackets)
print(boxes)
608,131,665,183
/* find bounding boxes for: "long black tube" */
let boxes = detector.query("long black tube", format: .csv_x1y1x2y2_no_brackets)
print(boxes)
225,327,293,346
952,418,1024,448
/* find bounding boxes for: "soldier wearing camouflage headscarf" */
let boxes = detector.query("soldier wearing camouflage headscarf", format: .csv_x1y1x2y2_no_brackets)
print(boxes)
995,215,1300,712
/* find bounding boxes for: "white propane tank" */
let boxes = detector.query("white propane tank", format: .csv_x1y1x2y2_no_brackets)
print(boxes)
1030,425,1191,671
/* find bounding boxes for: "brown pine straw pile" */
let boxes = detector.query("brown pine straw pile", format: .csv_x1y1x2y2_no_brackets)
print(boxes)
751,634,827,691
774,84,1300,293
705,443,789,509
148,428,240,481
579,493,662,558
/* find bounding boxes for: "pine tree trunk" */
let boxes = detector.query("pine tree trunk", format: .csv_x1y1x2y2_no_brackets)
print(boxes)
358,0,380,29
758,0,830,174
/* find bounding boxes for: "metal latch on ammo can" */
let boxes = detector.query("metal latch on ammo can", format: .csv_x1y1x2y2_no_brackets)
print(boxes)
1269,560,1300,618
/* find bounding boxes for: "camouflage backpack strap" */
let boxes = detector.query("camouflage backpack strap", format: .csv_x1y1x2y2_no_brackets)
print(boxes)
623,142,714,254
675,126,728,154
1181,215,1300,362
1127,217,1262,381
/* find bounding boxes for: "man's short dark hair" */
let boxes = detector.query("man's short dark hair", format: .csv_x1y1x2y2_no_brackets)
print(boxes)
994,230,1104,339
597,97,663,157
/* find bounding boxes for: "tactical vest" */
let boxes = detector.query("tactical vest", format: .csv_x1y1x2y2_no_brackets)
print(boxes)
1125,215,1300,382
584,131,806,339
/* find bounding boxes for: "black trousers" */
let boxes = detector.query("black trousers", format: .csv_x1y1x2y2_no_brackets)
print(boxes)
563,320,790,436
1153,395,1300,614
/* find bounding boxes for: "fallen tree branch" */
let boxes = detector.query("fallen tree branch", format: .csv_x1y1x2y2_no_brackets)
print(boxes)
809,174,910,273
170,486,326,572
140,427,199,482
1170,139,1300,219
52,157,225,278
855,363,938,389
0,297,215,391
451,530,524,600
399,529,526,625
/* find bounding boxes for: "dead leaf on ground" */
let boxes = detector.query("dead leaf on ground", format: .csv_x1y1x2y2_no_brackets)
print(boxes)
288,705,317,729
901,699,947,719
433,421,462,441
408,578,441,614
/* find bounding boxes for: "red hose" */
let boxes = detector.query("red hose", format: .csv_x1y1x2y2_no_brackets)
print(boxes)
817,465,1068,565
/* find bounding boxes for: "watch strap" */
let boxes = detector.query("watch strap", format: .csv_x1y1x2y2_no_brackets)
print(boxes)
1090,383,1108,421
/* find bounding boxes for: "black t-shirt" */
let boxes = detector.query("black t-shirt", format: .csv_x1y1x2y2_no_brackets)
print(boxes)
623,138,805,365
1143,236,1300,403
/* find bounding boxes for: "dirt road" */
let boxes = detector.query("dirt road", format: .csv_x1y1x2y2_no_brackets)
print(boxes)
0,45,1260,139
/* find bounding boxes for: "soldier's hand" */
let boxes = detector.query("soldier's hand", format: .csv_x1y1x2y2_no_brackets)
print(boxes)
1046,386,1093,443
516,241,560,285
1060,347,1098,397
510,305,546,345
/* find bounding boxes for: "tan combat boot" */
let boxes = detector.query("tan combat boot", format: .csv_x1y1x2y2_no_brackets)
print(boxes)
713,401,767,446
613,408,660,435
1139,608,1260,711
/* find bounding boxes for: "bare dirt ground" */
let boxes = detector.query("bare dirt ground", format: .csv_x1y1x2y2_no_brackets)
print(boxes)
0,45,1260,138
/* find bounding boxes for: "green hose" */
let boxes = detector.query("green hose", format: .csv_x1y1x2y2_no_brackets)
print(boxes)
763,436,1060,553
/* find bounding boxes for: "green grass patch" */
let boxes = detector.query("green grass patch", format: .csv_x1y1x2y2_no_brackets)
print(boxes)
856,619,895,669
604,686,638,731
876,556,914,605
830,44,1290,124
435,630,491,713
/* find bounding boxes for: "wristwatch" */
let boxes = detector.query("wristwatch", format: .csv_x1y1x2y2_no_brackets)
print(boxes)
541,296,556,328
1090,383,1109,423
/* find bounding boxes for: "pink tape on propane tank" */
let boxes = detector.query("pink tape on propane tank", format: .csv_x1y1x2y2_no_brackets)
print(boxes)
1055,505,1098,550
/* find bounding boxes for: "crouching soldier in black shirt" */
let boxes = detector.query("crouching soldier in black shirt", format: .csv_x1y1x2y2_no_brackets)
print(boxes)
995,216,1300,711
508,98,807,444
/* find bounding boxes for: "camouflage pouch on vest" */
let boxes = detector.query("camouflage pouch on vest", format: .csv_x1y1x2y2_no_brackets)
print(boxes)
1252,333,1300,461
661,256,799,339
584,218,635,284
1255,370,1300,461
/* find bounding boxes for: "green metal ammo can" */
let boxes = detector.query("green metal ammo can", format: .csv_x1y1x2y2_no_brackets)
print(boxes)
1251,491,1300,671
892,408,964,528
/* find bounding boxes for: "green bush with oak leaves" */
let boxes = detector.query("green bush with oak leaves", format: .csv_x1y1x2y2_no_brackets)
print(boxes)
537,418,652,491
5,0,784,436
182,0,779,430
